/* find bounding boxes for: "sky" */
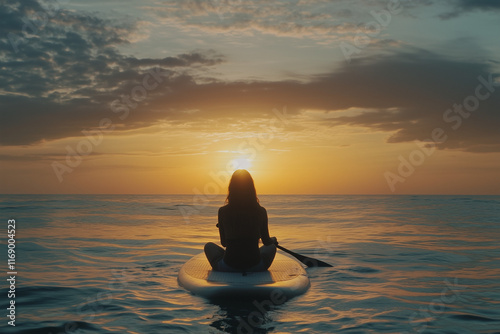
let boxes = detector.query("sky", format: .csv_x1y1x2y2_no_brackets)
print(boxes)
0,0,499,195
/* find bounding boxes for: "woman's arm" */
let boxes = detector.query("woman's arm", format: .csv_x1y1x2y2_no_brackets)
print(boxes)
259,207,277,246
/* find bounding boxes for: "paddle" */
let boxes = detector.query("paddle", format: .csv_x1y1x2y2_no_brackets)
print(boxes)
277,245,333,267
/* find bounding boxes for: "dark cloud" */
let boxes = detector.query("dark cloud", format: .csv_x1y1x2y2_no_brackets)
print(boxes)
440,0,500,19
321,51,500,153
134,49,500,153
0,0,224,145
456,0,500,10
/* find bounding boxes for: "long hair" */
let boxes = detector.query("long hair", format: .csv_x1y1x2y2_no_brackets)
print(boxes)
225,169,260,208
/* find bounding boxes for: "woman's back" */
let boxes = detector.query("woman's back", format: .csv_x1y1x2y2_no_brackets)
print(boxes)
218,205,270,269
218,205,264,240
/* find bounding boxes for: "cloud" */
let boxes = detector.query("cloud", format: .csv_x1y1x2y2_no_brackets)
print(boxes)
0,1,224,145
119,49,499,154
455,0,500,10
322,51,500,152
153,0,363,40
440,0,500,19
1,1,499,155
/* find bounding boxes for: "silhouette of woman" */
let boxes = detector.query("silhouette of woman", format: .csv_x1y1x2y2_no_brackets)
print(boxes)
204,169,278,272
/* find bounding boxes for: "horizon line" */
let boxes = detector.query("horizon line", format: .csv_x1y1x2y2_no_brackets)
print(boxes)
0,193,498,196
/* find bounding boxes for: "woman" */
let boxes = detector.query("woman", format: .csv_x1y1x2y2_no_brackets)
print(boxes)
204,169,278,272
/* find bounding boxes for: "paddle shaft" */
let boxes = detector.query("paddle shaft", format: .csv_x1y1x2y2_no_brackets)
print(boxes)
276,245,333,267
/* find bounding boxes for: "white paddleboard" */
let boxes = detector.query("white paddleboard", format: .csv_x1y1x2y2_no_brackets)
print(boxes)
178,252,310,299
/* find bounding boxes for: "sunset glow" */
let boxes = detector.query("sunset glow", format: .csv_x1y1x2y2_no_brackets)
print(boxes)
231,157,253,172
1,1,499,194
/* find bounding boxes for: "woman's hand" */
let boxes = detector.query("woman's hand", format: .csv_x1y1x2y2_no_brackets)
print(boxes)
271,236,278,245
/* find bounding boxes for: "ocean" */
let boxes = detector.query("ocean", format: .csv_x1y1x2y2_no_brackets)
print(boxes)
1,194,499,334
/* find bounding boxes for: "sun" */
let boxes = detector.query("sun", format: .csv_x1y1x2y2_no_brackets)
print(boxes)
231,157,253,171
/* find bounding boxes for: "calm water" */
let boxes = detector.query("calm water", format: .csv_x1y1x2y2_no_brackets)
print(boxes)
1,195,499,334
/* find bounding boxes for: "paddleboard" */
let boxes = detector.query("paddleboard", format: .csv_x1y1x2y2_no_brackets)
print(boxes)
178,252,310,299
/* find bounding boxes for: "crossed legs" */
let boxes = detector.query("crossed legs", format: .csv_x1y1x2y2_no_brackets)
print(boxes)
204,242,277,271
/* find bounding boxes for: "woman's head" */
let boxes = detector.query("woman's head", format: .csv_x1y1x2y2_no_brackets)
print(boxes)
226,169,259,207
